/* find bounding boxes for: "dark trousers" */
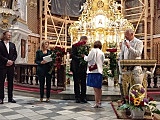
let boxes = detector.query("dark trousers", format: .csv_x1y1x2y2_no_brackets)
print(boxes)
0,66,14,100
73,72,87,99
119,83,124,99
38,73,52,99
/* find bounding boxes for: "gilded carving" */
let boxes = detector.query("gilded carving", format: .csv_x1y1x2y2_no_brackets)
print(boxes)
97,0,104,8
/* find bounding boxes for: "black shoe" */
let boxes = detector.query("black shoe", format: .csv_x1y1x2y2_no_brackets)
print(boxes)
0,99,3,104
81,99,87,103
75,98,81,103
8,99,16,103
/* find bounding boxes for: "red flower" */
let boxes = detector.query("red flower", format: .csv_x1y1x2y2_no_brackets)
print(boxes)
56,52,61,56
130,97,134,102
149,97,154,101
74,41,86,47
50,47,54,51
125,95,129,100
61,48,65,53
106,48,117,52
140,101,144,106
50,46,66,70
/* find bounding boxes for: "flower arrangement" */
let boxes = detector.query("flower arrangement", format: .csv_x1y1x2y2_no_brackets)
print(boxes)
103,65,115,78
118,84,160,115
74,41,90,66
49,46,66,73
66,65,73,78
105,52,117,78
105,42,118,78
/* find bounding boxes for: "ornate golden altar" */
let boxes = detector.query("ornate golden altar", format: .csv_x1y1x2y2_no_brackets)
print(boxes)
119,60,157,96
69,0,133,51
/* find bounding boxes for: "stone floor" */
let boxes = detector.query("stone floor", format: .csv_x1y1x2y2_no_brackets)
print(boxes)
1,92,160,120
0,94,118,120
1,80,160,119
62,79,120,95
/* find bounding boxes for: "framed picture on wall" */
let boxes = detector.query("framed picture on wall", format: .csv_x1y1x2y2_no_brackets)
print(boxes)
21,39,26,58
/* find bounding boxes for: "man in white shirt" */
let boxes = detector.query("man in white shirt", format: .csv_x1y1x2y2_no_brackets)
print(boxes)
119,29,144,98
120,29,143,60
0,31,17,104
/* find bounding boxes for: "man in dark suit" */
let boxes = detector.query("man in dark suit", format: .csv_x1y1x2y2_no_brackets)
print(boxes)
71,36,88,103
0,31,17,104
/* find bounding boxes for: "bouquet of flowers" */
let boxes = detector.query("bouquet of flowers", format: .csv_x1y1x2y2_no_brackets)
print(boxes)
74,41,90,66
49,46,66,74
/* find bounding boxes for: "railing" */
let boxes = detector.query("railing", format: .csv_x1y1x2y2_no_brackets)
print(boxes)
14,63,66,90
13,63,160,91
147,64,160,89
119,60,160,90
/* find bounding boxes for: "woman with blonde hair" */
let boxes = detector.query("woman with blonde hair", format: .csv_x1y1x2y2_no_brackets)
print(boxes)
84,41,105,108
35,40,52,102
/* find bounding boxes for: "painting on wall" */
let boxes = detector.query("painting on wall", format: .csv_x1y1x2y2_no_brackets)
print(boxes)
21,39,26,58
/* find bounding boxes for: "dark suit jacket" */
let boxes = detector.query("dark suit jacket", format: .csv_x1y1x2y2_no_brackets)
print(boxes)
0,40,17,69
35,49,52,76
70,44,87,74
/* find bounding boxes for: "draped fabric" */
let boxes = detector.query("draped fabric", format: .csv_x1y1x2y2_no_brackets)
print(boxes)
51,0,86,17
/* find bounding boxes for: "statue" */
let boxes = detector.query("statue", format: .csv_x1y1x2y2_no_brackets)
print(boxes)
12,0,19,11
0,0,13,8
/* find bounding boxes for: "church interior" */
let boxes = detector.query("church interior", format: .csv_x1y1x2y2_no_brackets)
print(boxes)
1,0,160,119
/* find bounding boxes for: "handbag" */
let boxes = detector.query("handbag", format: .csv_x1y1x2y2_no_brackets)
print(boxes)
89,51,98,71
89,64,97,71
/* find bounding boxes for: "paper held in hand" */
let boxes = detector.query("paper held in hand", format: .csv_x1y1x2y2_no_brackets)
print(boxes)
43,55,52,63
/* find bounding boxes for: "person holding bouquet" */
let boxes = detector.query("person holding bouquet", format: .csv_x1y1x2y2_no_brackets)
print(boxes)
35,40,52,102
84,41,105,108
70,36,89,103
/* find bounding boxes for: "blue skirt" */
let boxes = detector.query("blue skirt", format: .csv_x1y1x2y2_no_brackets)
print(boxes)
87,73,103,89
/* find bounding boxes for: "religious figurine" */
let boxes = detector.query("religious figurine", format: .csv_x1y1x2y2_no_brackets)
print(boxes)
1,0,13,8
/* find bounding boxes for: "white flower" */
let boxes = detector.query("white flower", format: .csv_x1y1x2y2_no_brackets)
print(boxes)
107,70,112,74
149,101,157,105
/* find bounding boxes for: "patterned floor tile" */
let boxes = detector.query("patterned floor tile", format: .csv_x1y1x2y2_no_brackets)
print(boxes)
50,115,73,120
56,110,75,115
5,114,24,120
35,109,53,114
0,93,137,120
74,116,94,120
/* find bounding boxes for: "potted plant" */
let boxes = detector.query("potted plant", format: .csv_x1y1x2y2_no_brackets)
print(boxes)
106,42,118,86
66,65,73,84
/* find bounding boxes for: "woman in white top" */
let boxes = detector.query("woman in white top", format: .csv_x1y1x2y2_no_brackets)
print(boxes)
84,41,105,108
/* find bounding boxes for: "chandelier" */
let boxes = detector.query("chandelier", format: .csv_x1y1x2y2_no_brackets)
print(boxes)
0,0,19,30
69,0,134,51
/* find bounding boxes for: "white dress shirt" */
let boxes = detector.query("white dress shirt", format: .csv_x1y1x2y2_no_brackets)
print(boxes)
4,41,9,54
120,37,143,60
84,48,105,74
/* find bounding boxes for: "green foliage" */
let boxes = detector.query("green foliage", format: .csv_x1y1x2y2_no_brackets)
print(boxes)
78,45,90,66
108,52,118,77
102,64,109,78
66,65,73,78
109,42,117,48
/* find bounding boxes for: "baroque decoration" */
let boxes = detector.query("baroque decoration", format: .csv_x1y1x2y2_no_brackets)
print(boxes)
69,0,134,51
0,0,19,30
